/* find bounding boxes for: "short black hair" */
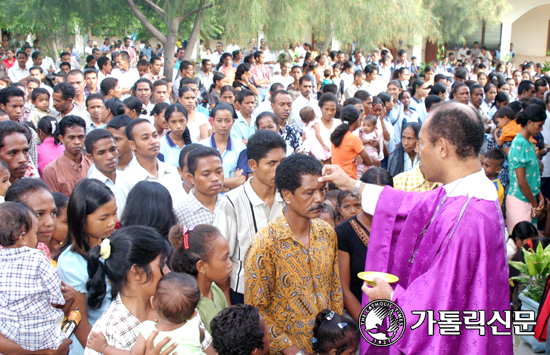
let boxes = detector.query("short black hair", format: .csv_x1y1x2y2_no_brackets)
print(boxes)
275,154,322,195
236,89,256,104
186,146,222,175
247,130,286,162
518,80,534,96
31,88,50,102
425,94,442,111
100,77,119,96
125,118,151,141
299,75,313,86
16,50,27,58
0,121,31,149
97,56,110,70
0,202,35,247
106,114,132,130
137,58,148,68
29,65,43,74
53,82,75,100
484,148,505,165
58,115,86,137
354,90,372,102
0,86,25,106
85,129,115,156
84,68,98,78
271,89,291,104
179,60,193,71
150,56,161,64
427,102,485,159
86,93,104,107
178,143,202,169
210,304,265,355
454,68,468,80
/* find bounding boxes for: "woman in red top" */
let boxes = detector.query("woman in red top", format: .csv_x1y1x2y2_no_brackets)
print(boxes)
2,49,15,74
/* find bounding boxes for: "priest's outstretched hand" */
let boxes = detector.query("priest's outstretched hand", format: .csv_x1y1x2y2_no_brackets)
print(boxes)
318,165,356,191
362,277,394,302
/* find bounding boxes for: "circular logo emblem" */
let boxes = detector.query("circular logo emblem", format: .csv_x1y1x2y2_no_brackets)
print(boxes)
359,300,406,347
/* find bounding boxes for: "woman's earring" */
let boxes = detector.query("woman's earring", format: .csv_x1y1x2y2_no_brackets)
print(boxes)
202,272,206,278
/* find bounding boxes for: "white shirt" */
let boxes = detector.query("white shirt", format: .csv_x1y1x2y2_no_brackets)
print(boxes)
85,46,93,55
55,57,81,71
271,74,294,89
340,72,354,93
8,66,29,82
361,169,498,215
457,47,470,60
53,104,85,121
27,57,56,74
116,158,187,217
111,67,140,99
216,178,285,294
226,44,240,53
290,94,322,132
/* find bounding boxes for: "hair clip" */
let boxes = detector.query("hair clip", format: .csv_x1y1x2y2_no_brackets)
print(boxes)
99,238,111,260
325,311,335,321
337,322,347,329
527,239,534,250
182,226,190,249
343,120,349,125
312,337,317,344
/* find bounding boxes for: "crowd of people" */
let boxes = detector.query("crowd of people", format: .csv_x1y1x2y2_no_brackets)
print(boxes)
0,34,549,355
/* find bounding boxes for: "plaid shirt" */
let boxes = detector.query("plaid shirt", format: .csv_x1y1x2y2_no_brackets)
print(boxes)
174,190,221,228
0,247,65,351
84,294,212,355
393,163,440,192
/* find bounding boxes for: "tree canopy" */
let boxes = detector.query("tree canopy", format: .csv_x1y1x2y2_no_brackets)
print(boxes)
0,0,508,80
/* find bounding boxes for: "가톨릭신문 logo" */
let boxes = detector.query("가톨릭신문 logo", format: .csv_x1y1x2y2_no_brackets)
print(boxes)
359,300,406,347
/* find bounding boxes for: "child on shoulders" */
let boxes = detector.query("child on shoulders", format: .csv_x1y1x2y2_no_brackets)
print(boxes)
301,106,331,161
355,115,380,177
28,88,53,129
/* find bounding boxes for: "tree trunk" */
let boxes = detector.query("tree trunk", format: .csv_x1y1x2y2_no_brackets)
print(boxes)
162,18,180,83
183,0,206,62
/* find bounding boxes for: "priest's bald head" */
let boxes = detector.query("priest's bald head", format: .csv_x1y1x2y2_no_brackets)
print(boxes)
418,101,485,184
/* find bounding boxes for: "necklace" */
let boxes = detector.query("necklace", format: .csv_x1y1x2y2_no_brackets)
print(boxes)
408,177,465,263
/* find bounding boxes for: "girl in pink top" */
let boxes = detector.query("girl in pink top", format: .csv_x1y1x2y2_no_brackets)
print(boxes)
37,117,65,177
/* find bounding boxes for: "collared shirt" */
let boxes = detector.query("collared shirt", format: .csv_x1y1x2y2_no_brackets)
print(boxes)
217,178,285,294
160,132,186,168
290,95,321,132
7,66,29,82
142,72,165,82
271,74,294,89
393,163,441,192
42,153,92,197
84,85,101,97
55,57,81,71
280,124,304,152
174,190,221,228
250,63,271,88
0,247,65,351
340,72,354,93
403,151,419,172
219,65,236,85
244,212,343,354
117,158,186,215
53,104,85,121
27,57,56,74
111,67,140,99
231,111,256,141
119,46,136,65
200,134,248,178
87,164,117,192
197,70,214,91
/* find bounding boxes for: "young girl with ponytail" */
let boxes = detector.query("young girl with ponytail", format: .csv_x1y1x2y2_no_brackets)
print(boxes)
330,105,379,179
57,178,117,355
168,224,231,333
311,309,359,355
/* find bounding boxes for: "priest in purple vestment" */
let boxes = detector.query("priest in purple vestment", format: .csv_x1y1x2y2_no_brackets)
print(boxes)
320,102,512,355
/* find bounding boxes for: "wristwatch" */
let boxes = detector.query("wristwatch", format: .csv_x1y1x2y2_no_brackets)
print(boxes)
352,180,362,198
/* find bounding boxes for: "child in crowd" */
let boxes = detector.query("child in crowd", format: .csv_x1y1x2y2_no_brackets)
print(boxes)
210,304,270,355
160,103,192,168
319,203,338,228
493,106,516,148
49,192,69,263
482,149,505,206
321,70,333,91
0,202,68,351
0,160,10,203
506,221,538,261
325,189,342,225
337,190,362,221
168,224,230,333
37,116,65,177
355,115,379,176
28,88,52,128
130,273,214,355
301,106,331,161
312,310,360,355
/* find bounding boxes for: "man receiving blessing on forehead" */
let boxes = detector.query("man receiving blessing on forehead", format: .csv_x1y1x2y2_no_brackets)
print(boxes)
320,101,512,355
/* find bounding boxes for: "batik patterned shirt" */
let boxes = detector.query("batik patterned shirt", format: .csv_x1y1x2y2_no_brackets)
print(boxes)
244,212,343,354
